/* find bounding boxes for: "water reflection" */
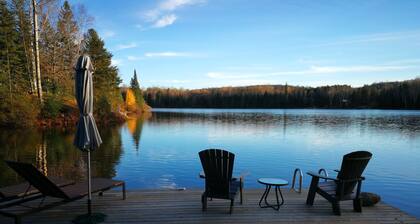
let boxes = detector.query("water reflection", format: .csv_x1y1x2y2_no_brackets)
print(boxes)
150,109,420,135
0,123,125,186
0,109,419,218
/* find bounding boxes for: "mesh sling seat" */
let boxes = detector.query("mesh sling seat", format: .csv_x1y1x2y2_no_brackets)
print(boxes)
199,149,243,214
0,177,74,203
0,161,125,224
306,151,372,215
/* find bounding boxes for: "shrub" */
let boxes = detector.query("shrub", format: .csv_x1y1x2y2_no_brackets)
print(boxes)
0,94,40,127
96,95,111,118
42,95,63,118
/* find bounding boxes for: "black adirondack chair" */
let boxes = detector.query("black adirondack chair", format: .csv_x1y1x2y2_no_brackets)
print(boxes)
199,149,243,214
306,151,372,215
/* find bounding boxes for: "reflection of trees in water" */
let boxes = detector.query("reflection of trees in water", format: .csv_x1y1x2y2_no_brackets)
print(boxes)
149,111,420,136
92,124,123,178
0,125,125,186
126,113,150,151
36,135,48,176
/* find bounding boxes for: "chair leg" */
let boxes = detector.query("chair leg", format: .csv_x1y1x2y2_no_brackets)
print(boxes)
332,201,341,215
122,183,126,200
306,176,319,205
201,193,207,211
229,199,234,214
240,181,243,204
353,198,362,212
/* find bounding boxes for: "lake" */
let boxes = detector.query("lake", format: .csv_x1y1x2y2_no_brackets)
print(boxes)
0,109,419,217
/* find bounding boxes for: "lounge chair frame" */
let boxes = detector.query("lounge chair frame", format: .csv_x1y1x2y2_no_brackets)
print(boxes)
0,161,125,224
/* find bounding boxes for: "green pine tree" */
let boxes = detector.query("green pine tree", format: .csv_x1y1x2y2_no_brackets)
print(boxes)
0,0,38,126
56,0,79,95
82,28,122,115
130,69,145,109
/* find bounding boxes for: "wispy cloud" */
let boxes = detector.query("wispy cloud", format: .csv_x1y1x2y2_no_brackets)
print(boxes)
115,42,138,50
225,65,273,71
127,55,144,61
145,79,192,84
102,30,116,38
207,64,413,79
316,30,420,47
145,51,193,57
111,58,123,66
153,14,177,28
141,0,206,29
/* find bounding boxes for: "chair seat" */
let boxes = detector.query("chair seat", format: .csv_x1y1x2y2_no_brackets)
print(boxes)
204,179,241,200
318,181,356,200
0,177,73,201
60,178,124,199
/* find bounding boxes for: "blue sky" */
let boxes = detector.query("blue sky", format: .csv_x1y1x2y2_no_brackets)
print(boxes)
71,0,420,89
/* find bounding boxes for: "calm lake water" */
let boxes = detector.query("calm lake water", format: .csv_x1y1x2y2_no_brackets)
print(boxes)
1,109,419,217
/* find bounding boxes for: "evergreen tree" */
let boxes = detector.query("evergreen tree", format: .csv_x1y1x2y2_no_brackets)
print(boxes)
130,69,145,109
0,0,38,126
82,28,122,113
11,0,34,94
39,13,59,94
130,69,140,89
56,0,78,94
0,0,25,96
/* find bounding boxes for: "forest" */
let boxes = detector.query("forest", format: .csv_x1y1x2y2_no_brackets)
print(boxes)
0,0,145,127
144,78,420,109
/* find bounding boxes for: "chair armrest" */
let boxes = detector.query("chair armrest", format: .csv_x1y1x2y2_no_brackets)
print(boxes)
340,177,365,182
200,170,245,183
307,171,338,181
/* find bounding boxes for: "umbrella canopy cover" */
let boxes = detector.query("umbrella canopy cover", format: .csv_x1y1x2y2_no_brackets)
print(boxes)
73,55,102,151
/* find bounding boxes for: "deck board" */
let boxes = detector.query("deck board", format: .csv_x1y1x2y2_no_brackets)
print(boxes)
0,189,418,224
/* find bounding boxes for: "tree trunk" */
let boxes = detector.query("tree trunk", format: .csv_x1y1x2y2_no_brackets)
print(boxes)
32,0,43,105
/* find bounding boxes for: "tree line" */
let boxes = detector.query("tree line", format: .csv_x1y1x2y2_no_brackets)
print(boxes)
0,0,144,127
144,78,420,109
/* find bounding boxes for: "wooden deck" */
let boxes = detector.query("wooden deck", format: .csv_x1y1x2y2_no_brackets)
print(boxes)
0,189,418,224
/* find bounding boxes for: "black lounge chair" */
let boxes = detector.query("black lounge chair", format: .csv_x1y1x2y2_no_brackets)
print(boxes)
0,161,125,224
199,149,243,214
306,151,372,215
0,177,74,203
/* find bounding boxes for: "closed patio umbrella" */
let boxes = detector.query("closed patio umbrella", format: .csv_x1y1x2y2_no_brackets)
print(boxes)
73,55,105,224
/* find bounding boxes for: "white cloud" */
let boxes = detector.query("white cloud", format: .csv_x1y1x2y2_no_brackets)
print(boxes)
145,79,192,84
316,30,420,47
145,51,192,57
225,65,273,71
207,64,414,79
141,0,205,29
304,65,409,74
102,30,116,38
127,56,143,61
111,58,122,66
115,42,138,50
153,14,177,28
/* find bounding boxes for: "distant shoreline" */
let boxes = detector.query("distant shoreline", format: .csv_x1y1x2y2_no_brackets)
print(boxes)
151,107,420,111
144,78,420,110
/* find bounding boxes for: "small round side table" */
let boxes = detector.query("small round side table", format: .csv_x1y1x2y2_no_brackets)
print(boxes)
257,178,288,210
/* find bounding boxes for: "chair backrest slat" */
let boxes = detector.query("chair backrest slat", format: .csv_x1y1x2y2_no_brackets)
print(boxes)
5,161,69,199
199,149,235,197
336,151,372,197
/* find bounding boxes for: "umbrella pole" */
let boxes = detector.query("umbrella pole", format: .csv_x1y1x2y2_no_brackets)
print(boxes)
87,150,92,215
